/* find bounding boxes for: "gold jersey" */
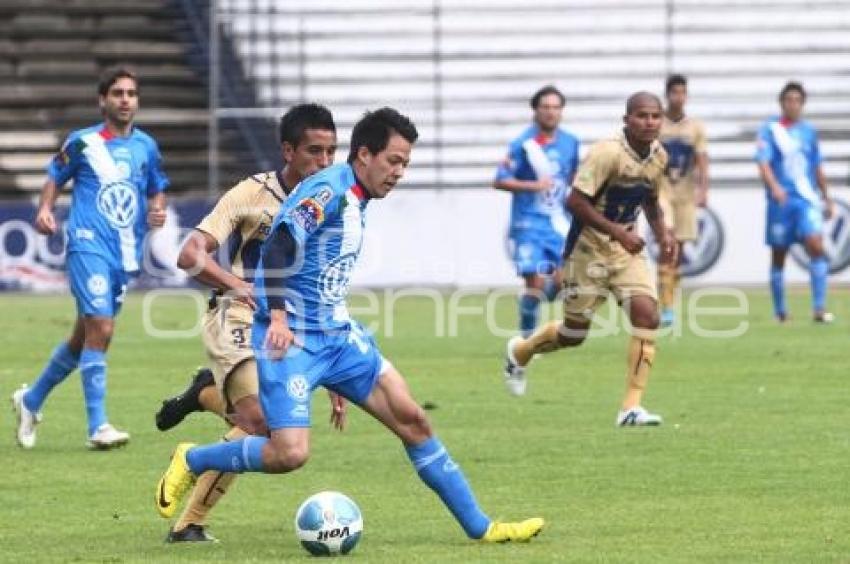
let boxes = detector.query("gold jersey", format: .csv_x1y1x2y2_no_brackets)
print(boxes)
196,171,289,322
659,114,707,190
567,132,667,257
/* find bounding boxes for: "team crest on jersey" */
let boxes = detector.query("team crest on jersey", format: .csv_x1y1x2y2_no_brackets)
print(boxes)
291,198,325,233
286,375,310,402
315,186,334,206
97,181,138,229
56,138,86,165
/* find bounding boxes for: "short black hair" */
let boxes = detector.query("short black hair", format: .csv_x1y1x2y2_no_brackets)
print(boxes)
279,103,336,147
626,91,663,115
347,107,418,164
779,81,806,102
665,74,688,95
530,85,565,109
98,65,137,96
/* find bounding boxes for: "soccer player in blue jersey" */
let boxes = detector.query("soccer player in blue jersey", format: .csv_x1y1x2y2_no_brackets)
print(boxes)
11,66,169,449
756,81,834,323
156,108,544,543
495,86,580,356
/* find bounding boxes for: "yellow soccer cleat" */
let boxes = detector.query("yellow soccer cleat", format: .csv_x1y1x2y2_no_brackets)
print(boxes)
481,517,545,543
155,442,197,518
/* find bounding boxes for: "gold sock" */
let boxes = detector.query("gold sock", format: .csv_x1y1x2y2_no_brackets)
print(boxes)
199,385,227,418
622,333,656,409
514,320,569,366
172,427,247,531
657,263,677,310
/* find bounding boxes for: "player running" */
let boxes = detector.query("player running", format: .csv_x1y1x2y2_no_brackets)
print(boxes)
756,81,834,323
12,66,168,449
157,103,343,542
494,85,580,338
657,74,709,327
155,108,544,543
503,92,676,426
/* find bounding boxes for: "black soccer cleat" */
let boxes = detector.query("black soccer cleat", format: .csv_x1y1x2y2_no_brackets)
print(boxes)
166,524,218,543
155,368,215,431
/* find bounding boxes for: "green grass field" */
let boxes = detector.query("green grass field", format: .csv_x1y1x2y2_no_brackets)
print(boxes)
1,289,849,563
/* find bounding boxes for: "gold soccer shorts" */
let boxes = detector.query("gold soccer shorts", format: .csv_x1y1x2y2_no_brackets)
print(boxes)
202,300,259,408
562,241,657,323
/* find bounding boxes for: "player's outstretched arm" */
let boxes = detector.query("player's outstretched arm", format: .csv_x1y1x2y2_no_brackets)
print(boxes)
147,192,167,228
643,194,676,264
177,230,255,308
34,178,61,235
566,190,644,255
757,162,787,205
493,177,551,193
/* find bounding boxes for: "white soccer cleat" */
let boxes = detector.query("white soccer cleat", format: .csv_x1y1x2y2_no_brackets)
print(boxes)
11,384,42,449
814,311,835,324
87,423,130,450
616,406,663,427
503,336,528,396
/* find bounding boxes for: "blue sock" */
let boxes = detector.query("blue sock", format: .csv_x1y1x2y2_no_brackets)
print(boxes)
23,342,79,413
769,267,786,317
543,278,559,302
519,293,540,338
810,256,829,313
80,349,108,436
186,436,267,474
405,436,490,539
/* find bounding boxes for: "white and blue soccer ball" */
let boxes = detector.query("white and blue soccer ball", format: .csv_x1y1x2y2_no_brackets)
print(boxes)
294,491,363,556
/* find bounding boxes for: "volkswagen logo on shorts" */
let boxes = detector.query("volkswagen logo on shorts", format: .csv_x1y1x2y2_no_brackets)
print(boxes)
648,206,725,277
96,181,138,229
318,252,357,304
790,198,850,274
286,375,309,401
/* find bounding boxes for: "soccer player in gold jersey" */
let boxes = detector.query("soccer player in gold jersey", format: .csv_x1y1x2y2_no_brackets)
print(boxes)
657,74,709,326
157,103,342,542
503,92,676,426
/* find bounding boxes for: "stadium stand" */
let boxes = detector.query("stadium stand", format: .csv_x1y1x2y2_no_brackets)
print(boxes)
1,0,847,195
218,0,850,190
0,0,275,198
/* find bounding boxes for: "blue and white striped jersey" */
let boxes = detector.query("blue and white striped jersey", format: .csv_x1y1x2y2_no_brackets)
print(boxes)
47,123,169,273
254,163,369,335
755,117,824,205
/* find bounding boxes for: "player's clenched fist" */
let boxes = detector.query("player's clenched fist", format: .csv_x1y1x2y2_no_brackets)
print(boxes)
35,207,57,235
616,226,645,255
264,311,295,360
148,205,167,228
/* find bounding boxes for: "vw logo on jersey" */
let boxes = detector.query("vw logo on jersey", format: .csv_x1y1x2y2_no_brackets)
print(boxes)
318,252,357,304
286,375,310,402
647,206,725,277
96,181,138,229
790,198,850,274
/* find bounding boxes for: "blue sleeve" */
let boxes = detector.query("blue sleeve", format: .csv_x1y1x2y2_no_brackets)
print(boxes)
754,124,774,163
811,128,823,167
569,138,580,183
262,223,297,311
46,133,82,186
279,182,341,246
495,142,525,181
146,140,169,196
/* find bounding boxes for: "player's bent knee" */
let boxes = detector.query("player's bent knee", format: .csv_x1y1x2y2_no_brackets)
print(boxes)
266,446,310,473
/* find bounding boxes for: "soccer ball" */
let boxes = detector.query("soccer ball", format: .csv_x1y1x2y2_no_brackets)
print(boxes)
294,491,363,556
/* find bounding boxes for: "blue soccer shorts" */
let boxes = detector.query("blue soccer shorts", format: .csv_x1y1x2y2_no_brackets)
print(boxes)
510,229,567,276
765,197,823,248
66,252,129,318
252,320,387,430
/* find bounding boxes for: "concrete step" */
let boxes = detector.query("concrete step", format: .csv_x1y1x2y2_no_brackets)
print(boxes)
0,84,206,108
